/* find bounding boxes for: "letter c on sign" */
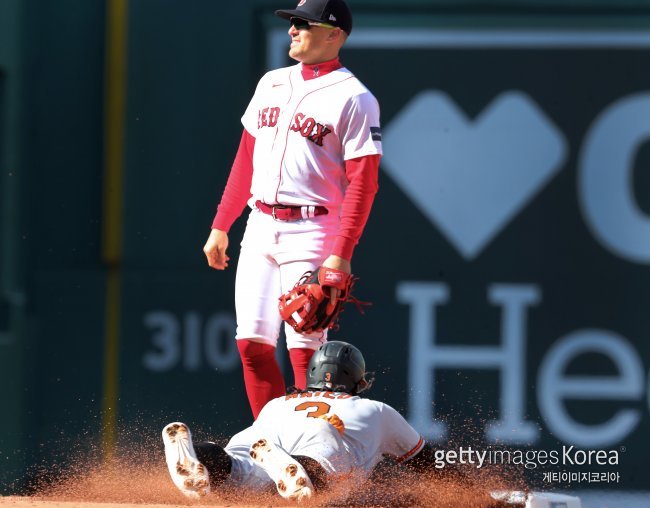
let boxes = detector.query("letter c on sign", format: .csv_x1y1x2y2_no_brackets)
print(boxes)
579,93,650,264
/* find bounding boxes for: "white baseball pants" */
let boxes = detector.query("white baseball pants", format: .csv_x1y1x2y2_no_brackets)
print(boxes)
234,207,339,350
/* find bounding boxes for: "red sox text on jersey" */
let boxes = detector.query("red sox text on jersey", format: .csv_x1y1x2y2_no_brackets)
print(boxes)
258,106,332,147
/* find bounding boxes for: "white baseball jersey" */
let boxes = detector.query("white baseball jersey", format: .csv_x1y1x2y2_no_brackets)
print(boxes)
242,63,382,208
224,391,424,489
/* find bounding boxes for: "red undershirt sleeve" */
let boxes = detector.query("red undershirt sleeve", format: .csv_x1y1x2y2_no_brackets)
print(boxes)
211,129,255,232
332,154,381,260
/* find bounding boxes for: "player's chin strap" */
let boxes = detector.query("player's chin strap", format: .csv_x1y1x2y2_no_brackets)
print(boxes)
355,372,374,394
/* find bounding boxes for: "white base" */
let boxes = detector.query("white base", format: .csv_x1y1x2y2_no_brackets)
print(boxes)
491,490,582,507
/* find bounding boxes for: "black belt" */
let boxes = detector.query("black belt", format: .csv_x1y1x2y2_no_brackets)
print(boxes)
255,200,329,221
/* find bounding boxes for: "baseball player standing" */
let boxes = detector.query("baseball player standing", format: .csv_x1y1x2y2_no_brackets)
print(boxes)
203,0,382,418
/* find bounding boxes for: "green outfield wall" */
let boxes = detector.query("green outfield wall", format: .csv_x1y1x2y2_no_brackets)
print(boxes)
1,0,650,496
0,0,27,493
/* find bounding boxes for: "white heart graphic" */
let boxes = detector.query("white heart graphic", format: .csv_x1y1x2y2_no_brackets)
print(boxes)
382,90,568,259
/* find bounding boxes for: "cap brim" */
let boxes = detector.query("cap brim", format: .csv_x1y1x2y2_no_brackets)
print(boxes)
275,9,322,23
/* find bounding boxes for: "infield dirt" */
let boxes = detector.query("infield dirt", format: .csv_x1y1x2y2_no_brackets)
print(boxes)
1,428,525,508
1,460,522,507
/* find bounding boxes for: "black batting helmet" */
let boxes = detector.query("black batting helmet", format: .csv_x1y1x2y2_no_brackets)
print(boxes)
306,341,373,394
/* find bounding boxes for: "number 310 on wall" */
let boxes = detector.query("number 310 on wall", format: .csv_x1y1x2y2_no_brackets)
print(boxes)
142,310,239,372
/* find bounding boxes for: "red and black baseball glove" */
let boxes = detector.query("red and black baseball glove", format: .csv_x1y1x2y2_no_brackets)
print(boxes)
278,266,367,334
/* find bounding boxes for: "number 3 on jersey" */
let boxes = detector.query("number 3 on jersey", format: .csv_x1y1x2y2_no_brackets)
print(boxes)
295,401,331,418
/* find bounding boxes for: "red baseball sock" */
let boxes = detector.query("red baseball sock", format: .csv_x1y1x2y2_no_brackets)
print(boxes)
237,340,285,418
289,348,316,390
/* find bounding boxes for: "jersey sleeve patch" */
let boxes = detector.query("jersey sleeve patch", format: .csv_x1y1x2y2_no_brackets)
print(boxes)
370,126,382,142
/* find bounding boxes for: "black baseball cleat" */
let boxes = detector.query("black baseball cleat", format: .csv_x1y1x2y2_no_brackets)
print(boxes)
162,422,211,499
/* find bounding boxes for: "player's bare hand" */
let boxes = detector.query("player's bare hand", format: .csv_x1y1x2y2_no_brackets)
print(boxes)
203,229,230,270
322,255,351,305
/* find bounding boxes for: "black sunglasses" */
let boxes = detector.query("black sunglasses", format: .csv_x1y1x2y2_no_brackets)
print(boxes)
290,17,336,30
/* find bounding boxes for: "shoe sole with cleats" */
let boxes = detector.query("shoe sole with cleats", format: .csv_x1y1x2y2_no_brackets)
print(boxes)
162,422,210,499
249,437,314,501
